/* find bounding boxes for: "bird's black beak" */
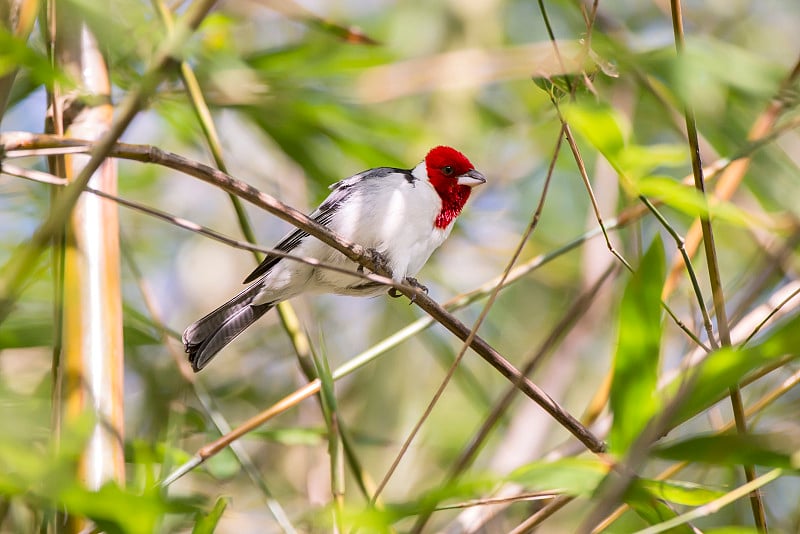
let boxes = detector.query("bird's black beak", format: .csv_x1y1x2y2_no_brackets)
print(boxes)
457,169,487,188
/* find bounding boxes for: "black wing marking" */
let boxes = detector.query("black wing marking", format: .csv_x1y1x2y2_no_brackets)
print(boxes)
242,167,414,284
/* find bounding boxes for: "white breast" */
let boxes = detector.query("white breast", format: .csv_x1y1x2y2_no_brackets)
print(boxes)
314,163,449,289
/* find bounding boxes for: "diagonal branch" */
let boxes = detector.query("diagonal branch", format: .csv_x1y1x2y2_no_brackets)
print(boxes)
2,133,605,455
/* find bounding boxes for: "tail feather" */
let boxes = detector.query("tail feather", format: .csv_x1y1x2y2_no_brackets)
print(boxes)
183,283,274,372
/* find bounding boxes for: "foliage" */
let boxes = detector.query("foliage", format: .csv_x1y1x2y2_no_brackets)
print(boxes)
2,0,800,532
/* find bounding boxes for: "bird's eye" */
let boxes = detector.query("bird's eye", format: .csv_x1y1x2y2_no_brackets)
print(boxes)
442,166,454,176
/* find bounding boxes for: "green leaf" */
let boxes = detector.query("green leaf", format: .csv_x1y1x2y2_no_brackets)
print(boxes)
675,37,785,104
193,496,230,534
703,528,761,534
636,478,725,506
621,479,714,532
248,427,327,446
59,482,192,534
0,391,194,534
563,102,627,157
666,312,800,426
625,491,694,534
654,434,800,470
564,102,688,191
609,236,665,454
617,145,687,179
509,458,609,496
636,176,754,227
0,27,66,87
205,447,240,480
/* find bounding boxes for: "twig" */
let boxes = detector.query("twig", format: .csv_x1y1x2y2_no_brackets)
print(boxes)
508,495,575,534
1,163,400,290
2,134,604,455
0,0,219,325
593,361,800,532
638,195,717,349
669,1,766,529
402,127,564,531
635,469,781,534
555,107,634,273
415,264,617,533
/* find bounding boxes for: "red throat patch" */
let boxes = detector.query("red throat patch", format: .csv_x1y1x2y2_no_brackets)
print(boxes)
424,146,477,229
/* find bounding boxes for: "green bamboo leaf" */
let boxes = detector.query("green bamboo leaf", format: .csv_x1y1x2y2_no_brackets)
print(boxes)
637,176,754,227
623,478,716,532
59,482,194,534
0,399,193,534
564,102,687,191
193,496,229,534
563,102,627,157
703,528,761,534
634,469,782,534
204,447,240,480
248,427,327,446
509,458,609,496
609,236,665,454
636,478,725,506
676,37,785,102
617,145,687,178
0,27,65,86
666,312,800,426
625,491,694,534
654,434,800,470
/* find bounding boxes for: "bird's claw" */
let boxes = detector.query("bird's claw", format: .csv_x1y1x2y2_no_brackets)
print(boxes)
359,247,391,275
388,277,428,303
405,277,428,294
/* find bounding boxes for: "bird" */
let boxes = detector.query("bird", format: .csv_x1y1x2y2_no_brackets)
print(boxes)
183,145,486,372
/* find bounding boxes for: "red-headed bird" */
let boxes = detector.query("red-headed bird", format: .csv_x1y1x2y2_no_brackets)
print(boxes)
183,146,486,371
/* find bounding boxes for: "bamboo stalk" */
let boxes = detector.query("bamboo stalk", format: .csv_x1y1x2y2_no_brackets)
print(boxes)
47,7,124,532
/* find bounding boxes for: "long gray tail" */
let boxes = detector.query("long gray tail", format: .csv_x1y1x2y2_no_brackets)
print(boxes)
183,283,274,372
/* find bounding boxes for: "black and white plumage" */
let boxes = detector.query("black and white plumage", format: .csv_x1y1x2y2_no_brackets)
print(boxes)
183,146,486,371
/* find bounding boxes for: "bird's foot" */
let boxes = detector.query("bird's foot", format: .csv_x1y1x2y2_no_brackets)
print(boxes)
405,277,429,294
359,247,391,275
388,277,428,302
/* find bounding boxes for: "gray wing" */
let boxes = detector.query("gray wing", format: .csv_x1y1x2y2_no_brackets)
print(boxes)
242,168,409,284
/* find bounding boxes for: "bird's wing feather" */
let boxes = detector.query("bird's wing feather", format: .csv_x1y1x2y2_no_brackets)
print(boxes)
241,203,345,283
242,168,411,284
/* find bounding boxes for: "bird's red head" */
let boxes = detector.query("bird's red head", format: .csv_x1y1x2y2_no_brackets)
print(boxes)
424,146,486,229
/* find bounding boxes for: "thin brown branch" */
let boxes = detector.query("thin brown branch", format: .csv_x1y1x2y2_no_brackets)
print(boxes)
3,136,605,471
0,0,219,325
669,1,766,529
554,107,633,272
662,54,800,298
1,163,399,290
391,126,565,524
508,495,575,534
420,264,617,533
